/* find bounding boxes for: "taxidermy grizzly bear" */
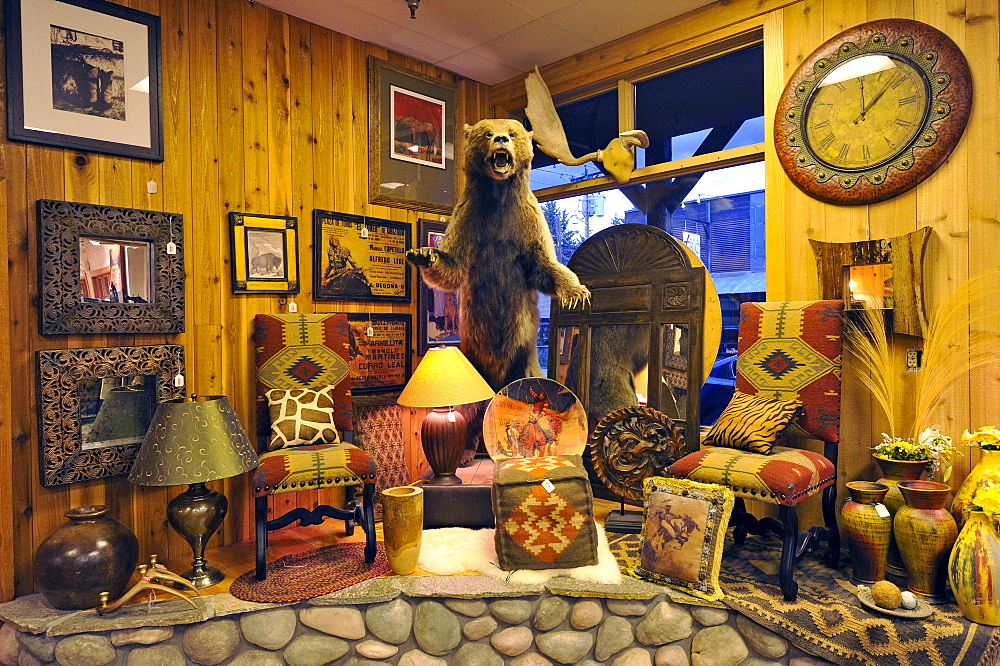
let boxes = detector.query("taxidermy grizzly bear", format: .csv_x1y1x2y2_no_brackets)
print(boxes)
407,118,590,392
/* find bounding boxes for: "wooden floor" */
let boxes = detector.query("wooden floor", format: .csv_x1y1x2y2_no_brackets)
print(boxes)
165,458,618,596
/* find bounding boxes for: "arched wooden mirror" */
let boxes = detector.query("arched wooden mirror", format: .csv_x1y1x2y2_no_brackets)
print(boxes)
549,224,721,499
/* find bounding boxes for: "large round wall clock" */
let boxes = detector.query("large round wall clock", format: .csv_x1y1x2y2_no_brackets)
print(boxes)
775,19,972,205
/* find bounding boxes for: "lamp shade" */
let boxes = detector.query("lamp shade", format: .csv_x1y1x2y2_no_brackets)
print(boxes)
128,395,259,486
397,346,495,408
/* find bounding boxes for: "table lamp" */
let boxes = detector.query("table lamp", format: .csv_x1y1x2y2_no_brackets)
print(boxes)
398,346,495,485
129,395,259,588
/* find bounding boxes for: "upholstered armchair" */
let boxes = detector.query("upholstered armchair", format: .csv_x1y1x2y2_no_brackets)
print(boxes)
251,313,377,581
668,300,843,601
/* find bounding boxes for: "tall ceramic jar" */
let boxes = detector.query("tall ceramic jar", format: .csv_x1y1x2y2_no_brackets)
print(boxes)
381,486,424,575
948,510,1000,625
951,449,1000,529
895,481,958,603
33,505,139,610
874,455,928,578
841,482,892,584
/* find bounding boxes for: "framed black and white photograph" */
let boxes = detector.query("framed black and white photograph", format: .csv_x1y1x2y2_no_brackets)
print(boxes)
229,212,300,294
5,0,163,161
368,57,456,214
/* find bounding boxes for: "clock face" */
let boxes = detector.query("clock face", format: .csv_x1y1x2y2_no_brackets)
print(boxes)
803,56,929,171
775,20,972,205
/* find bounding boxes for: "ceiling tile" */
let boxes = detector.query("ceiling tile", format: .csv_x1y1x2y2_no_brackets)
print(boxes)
546,0,711,42
435,51,524,86
470,18,600,74
506,0,582,20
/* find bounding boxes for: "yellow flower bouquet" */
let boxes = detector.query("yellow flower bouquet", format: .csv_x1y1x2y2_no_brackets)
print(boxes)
962,426,1000,451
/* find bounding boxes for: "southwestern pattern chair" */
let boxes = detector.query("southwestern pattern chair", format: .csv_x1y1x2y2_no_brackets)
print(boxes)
251,313,377,581
668,300,843,601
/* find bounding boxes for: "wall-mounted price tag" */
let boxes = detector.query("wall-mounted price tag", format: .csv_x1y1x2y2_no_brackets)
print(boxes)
166,241,177,255
360,226,369,238
366,325,374,337
147,180,157,194
288,301,298,313
173,374,185,388
541,479,555,494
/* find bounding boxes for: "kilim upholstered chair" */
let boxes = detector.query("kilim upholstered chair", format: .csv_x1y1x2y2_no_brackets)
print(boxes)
668,300,843,601
251,313,377,581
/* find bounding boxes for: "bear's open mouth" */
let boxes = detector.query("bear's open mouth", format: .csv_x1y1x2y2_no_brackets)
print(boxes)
487,148,513,179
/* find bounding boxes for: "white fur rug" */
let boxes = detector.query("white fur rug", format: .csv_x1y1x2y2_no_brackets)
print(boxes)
417,522,622,585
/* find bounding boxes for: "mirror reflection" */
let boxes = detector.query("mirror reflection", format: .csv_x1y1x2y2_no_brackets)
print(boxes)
660,324,689,421
79,375,156,450
845,263,894,310
79,237,153,303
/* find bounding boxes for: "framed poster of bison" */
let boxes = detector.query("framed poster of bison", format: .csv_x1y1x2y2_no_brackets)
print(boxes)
4,0,163,161
368,57,457,215
229,212,300,295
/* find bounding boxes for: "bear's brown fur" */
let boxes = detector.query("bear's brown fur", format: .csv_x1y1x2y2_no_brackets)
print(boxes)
407,118,590,391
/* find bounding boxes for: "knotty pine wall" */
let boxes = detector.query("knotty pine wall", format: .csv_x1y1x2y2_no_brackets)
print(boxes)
491,0,1000,532
0,0,489,599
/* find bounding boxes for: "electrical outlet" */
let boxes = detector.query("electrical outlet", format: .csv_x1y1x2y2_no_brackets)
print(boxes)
906,348,923,371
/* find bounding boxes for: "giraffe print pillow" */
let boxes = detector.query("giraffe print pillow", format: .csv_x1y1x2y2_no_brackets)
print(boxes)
266,385,341,451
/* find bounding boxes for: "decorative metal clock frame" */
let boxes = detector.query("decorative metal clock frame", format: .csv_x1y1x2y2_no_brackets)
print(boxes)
775,19,972,205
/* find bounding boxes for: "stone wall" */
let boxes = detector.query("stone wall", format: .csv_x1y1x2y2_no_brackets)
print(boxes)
0,576,835,666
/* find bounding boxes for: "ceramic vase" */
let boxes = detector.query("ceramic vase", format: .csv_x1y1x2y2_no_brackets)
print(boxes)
842,481,892,584
33,505,139,610
874,455,928,578
951,449,1000,529
948,510,1000,625
895,480,958,603
381,486,424,575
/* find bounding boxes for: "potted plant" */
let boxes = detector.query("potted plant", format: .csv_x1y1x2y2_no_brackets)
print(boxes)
952,426,1000,528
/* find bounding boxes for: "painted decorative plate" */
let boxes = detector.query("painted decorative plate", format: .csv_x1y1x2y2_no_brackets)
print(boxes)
483,377,587,460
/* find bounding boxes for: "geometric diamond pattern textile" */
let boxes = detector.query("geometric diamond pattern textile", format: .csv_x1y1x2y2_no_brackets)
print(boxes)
503,485,586,562
735,300,843,443
252,442,377,498
254,313,354,433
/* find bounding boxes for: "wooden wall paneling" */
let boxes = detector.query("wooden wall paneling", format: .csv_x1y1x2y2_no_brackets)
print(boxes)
331,32,357,214
763,10,786,299
0,145,13,602
961,0,1000,484
913,0,970,487
311,26,336,223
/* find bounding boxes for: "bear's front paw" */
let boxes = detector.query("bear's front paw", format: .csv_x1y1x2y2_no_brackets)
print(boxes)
559,284,591,310
406,247,438,267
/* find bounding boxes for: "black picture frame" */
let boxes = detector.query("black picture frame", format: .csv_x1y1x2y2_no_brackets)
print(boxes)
39,199,185,334
346,313,412,395
228,212,300,295
368,57,457,214
313,210,411,303
416,218,460,355
5,0,164,161
37,344,185,486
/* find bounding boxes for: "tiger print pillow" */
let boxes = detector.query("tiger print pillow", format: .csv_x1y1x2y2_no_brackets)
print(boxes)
703,391,802,454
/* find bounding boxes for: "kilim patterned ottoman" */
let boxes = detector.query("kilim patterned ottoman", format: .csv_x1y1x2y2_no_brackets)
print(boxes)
493,454,598,571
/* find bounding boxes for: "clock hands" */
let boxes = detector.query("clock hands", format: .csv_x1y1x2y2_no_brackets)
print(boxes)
854,71,899,123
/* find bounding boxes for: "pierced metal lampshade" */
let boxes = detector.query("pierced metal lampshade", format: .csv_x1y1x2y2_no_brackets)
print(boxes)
129,395,259,588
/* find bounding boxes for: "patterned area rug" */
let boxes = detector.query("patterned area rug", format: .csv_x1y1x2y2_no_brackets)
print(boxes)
608,532,1000,666
230,542,390,603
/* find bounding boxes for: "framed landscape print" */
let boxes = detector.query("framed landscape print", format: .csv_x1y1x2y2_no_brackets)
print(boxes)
416,218,460,354
346,314,411,394
5,0,163,161
313,210,411,303
368,57,457,214
229,212,299,294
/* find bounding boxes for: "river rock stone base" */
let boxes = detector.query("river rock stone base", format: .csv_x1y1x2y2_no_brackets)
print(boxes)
0,577,834,666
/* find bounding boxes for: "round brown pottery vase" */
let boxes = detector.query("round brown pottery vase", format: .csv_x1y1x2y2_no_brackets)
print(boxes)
948,510,1000,625
874,455,929,578
951,449,1000,529
894,480,958,603
33,505,139,610
842,481,892,584
381,486,424,575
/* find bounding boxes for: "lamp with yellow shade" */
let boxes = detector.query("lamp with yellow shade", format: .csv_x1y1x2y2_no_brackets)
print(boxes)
397,346,495,485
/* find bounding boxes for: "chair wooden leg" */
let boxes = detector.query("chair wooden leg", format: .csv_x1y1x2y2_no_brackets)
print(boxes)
732,497,750,544
779,505,799,602
344,485,356,537
361,482,377,564
255,496,269,582
821,483,840,568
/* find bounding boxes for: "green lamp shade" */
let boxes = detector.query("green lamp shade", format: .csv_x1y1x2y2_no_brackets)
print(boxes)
129,395,259,486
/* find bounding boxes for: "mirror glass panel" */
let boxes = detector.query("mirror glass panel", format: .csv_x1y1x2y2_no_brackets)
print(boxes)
580,324,651,427
660,323,690,421
78,374,156,450
845,263,894,310
79,237,153,303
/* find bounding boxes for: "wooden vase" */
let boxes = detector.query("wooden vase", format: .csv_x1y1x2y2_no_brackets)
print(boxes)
951,449,1000,529
948,510,1000,625
874,455,928,579
842,482,892,584
381,486,424,575
895,480,958,603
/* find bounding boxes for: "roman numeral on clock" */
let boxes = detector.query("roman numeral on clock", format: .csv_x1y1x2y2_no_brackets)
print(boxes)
819,133,836,149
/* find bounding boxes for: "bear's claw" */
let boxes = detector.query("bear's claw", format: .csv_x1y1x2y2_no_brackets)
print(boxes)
559,286,591,309
406,247,438,267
